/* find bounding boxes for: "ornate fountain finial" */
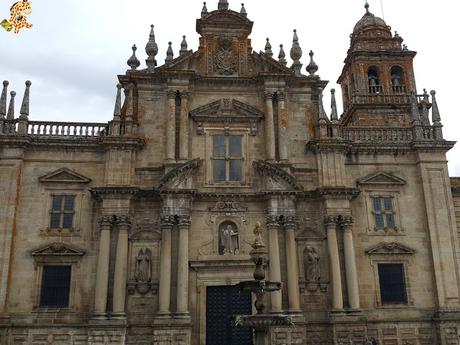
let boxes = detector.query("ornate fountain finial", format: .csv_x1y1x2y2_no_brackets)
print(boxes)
127,44,141,70
240,3,247,16
201,2,208,16
0,80,8,119
306,50,319,77
290,29,303,76
330,89,338,121
7,91,16,120
264,38,273,57
180,35,188,55
145,25,159,70
20,80,31,119
278,44,287,66
166,41,174,62
218,0,229,10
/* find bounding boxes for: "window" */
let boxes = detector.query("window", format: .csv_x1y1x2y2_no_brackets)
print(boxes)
368,67,382,93
39,265,71,307
50,195,75,229
391,66,405,93
371,196,396,230
212,136,243,182
378,263,407,304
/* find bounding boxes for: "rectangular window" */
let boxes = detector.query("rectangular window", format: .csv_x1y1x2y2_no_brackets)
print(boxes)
212,135,243,182
39,265,71,308
372,196,396,229
378,263,407,304
50,195,75,229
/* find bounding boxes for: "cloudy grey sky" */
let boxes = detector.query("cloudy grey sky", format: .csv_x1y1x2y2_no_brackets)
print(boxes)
1,0,459,175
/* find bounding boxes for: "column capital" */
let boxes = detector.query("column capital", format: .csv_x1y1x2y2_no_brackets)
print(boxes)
277,91,286,102
264,91,274,101
324,215,338,228
340,215,354,230
266,214,281,229
117,215,132,229
167,90,177,99
180,90,190,100
160,215,175,229
98,216,113,229
177,215,191,229
283,215,297,230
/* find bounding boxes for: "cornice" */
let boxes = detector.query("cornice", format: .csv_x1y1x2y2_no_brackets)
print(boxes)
90,186,140,199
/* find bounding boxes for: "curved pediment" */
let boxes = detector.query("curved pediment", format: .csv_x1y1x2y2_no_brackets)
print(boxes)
158,158,202,190
32,242,86,257
365,242,415,255
253,160,303,191
197,10,253,36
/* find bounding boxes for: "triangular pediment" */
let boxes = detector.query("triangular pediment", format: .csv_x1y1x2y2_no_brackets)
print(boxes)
252,51,296,75
32,242,86,256
365,242,415,255
190,98,264,120
358,172,406,186
39,168,91,184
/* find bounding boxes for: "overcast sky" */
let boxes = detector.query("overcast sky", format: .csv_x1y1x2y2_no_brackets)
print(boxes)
1,0,459,175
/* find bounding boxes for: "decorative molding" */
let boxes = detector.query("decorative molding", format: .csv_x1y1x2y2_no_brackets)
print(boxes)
208,201,248,213
365,242,416,255
31,242,85,257
158,158,202,190
358,171,406,186
39,168,91,184
253,160,303,191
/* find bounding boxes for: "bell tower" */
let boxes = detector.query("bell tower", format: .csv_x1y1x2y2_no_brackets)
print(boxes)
337,2,417,127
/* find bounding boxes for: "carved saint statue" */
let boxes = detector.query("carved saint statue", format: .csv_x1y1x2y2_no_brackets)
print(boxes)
304,246,320,282
219,222,239,255
135,248,152,283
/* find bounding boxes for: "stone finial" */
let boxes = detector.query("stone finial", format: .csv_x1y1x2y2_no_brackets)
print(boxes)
240,3,247,16
330,89,338,121
410,92,421,123
201,2,208,17
318,88,329,122
145,25,159,70
127,44,141,70
7,91,16,120
278,44,287,66
290,29,303,76
265,38,273,57
180,35,188,55
430,90,441,123
306,50,319,77
420,89,430,126
365,0,370,13
218,0,229,10
20,80,31,118
0,80,8,119
166,42,174,62
113,84,122,120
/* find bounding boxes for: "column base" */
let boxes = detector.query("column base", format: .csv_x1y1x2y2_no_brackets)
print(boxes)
155,311,173,319
91,313,109,320
111,312,127,320
174,312,190,319
286,308,303,315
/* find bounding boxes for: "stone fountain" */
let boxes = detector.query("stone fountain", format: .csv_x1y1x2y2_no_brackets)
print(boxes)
234,222,294,345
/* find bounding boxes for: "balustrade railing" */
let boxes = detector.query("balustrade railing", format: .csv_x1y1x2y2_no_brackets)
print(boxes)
0,119,19,134
27,121,109,137
351,92,411,106
342,127,414,142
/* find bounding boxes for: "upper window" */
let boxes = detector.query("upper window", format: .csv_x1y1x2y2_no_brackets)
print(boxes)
50,195,75,229
378,263,407,304
39,265,71,308
371,196,396,230
368,67,382,93
212,135,243,182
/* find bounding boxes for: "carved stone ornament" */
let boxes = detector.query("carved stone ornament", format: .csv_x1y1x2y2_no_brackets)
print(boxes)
32,242,86,257
158,158,202,190
304,246,320,283
253,160,303,191
135,248,152,283
209,201,248,213
365,242,416,255
214,39,237,75
219,221,240,255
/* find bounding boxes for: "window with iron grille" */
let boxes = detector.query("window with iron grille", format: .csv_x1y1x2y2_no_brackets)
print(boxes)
378,263,407,304
371,196,396,229
39,265,71,308
212,135,243,182
50,195,75,229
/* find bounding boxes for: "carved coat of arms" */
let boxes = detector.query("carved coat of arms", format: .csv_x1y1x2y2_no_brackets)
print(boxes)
214,39,237,75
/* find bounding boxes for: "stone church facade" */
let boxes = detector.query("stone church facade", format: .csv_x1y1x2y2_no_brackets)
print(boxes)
1,1,460,344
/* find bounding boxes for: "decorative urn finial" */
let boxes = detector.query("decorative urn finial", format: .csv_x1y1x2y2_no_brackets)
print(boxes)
180,35,188,55
306,50,319,77
145,25,159,70
265,38,273,57
278,44,287,66
290,29,303,76
127,44,141,70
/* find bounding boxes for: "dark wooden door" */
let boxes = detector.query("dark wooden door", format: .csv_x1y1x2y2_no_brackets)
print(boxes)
206,286,253,345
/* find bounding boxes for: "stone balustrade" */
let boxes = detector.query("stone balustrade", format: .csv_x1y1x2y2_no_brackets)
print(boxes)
342,127,414,142
28,121,109,137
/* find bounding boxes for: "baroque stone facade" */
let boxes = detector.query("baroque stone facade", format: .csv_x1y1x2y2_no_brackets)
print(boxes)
1,1,460,344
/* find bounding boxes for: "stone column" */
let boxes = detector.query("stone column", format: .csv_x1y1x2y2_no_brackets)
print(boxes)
176,215,191,317
266,215,282,312
264,92,276,161
342,216,360,310
325,216,343,310
166,90,176,161
93,216,112,318
278,92,289,161
112,216,131,318
158,215,173,315
284,216,301,312
179,91,189,161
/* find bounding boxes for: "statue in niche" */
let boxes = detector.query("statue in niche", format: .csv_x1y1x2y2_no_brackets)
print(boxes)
219,222,239,255
135,248,152,283
304,246,320,283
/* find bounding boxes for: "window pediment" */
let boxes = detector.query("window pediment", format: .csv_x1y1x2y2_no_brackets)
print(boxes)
365,242,415,255
358,172,406,186
253,160,303,191
39,168,91,184
158,158,202,190
190,99,264,135
32,242,85,257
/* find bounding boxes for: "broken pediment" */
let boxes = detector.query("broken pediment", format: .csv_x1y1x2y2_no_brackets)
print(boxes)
32,242,86,257
358,172,406,186
365,242,415,255
252,51,296,75
158,158,202,190
253,160,303,191
39,168,91,184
